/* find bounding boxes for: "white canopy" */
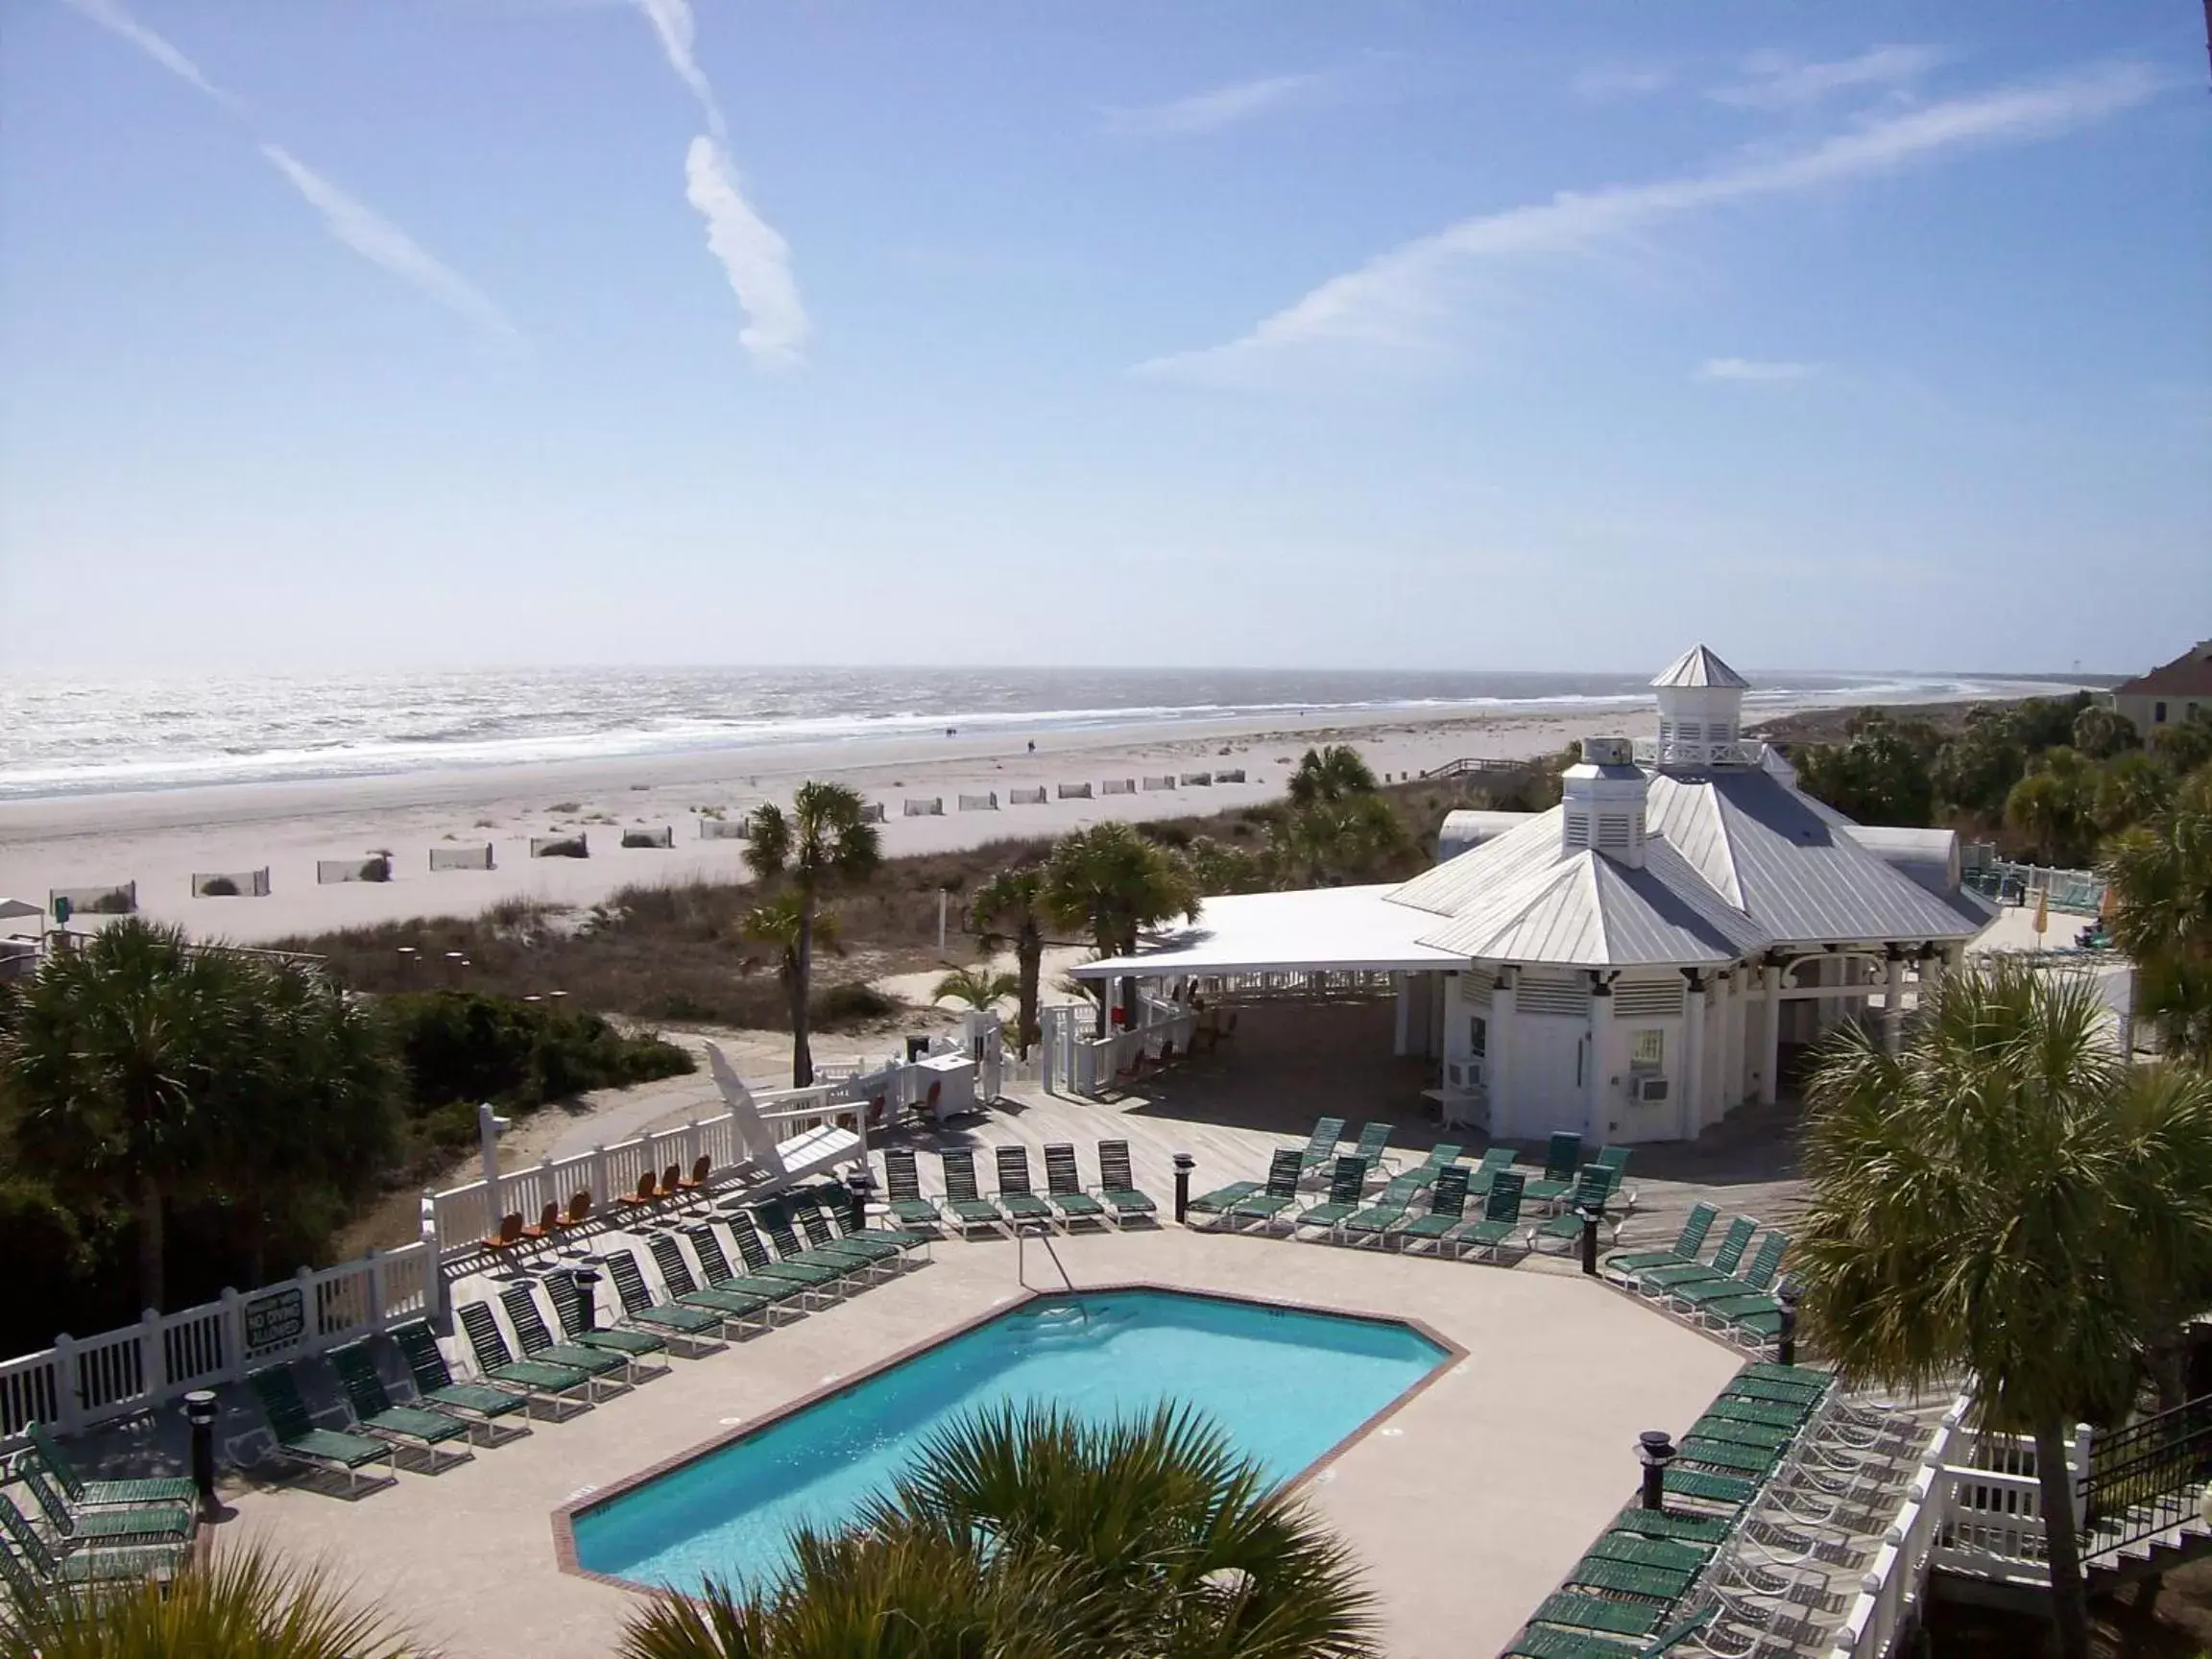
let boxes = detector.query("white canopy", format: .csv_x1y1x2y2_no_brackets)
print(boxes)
1072,885,1466,979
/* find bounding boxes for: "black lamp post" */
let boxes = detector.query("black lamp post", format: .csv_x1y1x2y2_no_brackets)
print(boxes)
1577,1204,1602,1276
570,1268,601,1332
182,1389,220,1518
1172,1153,1195,1225
1637,1430,1677,1511
846,1166,877,1236
1776,1280,1802,1368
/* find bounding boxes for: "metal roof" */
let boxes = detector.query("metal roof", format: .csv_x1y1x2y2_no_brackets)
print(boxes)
1072,884,1466,978
1644,769,1987,945
1650,644,1750,689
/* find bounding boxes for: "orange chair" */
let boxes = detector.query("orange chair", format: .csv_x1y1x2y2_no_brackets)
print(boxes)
678,1154,711,1191
660,1164,684,1197
618,1169,661,1209
520,1201,562,1241
483,1212,526,1251
564,1190,592,1228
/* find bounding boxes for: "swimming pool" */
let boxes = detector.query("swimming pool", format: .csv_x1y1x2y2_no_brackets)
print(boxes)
565,1287,1452,1593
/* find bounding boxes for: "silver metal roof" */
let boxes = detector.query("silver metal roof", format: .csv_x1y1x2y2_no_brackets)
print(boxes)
1650,643,1750,689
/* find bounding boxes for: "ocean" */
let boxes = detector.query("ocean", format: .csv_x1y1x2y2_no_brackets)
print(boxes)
0,664,2063,801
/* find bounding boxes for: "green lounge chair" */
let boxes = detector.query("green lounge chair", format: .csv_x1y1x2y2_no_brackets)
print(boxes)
1220,1148,1304,1231
794,1192,915,1266
1373,1143,1461,1208
602,1248,734,1343
1519,1131,1586,1207
498,1284,642,1382
23,1422,196,1511
1456,1169,1528,1261
652,1232,801,1322
1562,1551,1699,1603
1592,1144,1634,1206
1042,1143,1107,1225
1187,1178,1261,1215
1295,1156,1370,1238
1464,1145,1520,1196
1743,1361,1829,1392
1094,1141,1158,1223
1529,1592,1663,1640
1346,1120,1393,1173
1602,1202,1718,1283
1631,1216,1756,1296
1658,1466,1757,1508
1673,1231,1786,1312
1528,1166,1623,1253
1688,1413,1791,1453
244,1364,396,1496
0,1492,184,1590
991,1146,1059,1228
1725,1373,1826,1409
810,1180,933,1259
1679,1435,1777,1478
757,1198,891,1283
457,1301,609,1403
1503,1627,1647,1659
544,1268,677,1364
1584,1529,1712,1574
937,1148,1007,1238
388,1318,537,1424
1703,1394,1805,1431
717,1216,850,1300
17,1459,191,1546
880,1148,946,1233
1609,1505,1733,1545
1295,1115,1347,1170
1340,1167,1430,1244
1392,1165,1474,1254
325,1341,474,1462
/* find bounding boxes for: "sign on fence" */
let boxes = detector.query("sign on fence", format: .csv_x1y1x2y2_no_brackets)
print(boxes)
242,1286,306,1355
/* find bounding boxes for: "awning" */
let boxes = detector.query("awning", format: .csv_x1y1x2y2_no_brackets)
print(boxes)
0,899,42,924
1071,885,1466,979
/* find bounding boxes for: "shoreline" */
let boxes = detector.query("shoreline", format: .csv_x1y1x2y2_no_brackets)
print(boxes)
0,689,2017,945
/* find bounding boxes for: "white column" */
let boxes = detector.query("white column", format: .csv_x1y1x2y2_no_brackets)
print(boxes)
1586,975,1613,1142
1430,973,1447,1059
1393,972,1411,1057
1489,973,1516,1141
1713,973,1737,1110
1680,974,1707,1141
1756,963,1781,1107
1883,951,1907,1052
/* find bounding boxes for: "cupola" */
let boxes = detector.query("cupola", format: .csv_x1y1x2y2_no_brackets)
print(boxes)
1561,735,1647,868
1649,643,1751,768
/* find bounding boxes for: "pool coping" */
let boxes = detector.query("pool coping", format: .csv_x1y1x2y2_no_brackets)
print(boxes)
548,1279,1468,1598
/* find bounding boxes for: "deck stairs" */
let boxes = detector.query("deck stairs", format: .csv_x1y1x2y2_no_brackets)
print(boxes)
2080,1393,2212,1588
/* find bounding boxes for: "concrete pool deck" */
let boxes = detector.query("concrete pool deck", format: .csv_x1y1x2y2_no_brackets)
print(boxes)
216,1225,1743,1658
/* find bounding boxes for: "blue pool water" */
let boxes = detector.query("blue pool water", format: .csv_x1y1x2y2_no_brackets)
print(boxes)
569,1288,1449,1593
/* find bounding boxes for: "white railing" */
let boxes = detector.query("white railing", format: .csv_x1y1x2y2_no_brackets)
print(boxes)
1825,1400,2085,1659
0,1241,436,1440
1632,736,1770,768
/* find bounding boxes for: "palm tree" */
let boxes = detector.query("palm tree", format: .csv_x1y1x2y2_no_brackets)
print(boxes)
616,1403,1378,1659
971,865,1047,1056
2007,767,2092,866
5,1537,421,1657
741,890,844,1085
743,782,881,1087
1040,824,1197,1034
1286,745,1381,806
932,966,1020,1013
1266,795,1412,889
2103,765,2212,1060
1791,961,2212,1659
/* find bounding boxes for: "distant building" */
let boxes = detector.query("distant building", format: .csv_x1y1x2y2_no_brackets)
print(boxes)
2108,640,2212,735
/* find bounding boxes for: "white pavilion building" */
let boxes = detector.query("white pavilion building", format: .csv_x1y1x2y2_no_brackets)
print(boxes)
1070,645,1993,1146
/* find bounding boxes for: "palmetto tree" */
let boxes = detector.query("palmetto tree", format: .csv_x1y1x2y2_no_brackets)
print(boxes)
1791,961,2212,1659
615,1404,1378,1659
743,781,881,1087
740,890,843,1088
1286,745,1380,807
1266,795,1412,889
2103,764,2212,1061
931,966,1020,1013
970,865,1047,1056
1040,823,1197,1034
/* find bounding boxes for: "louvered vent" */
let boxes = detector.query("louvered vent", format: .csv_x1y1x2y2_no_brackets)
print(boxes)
1564,811,1591,849
1462,967,1498,1004
1613,980,1687,1021
1517,976,1591,1018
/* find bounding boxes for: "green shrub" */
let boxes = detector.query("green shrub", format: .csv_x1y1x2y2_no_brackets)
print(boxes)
199,877,239,897
359,855,392,883
374,990,693,1118
87,889,134,914
535,837,589,859
811,981,900,1029
620,830,668,850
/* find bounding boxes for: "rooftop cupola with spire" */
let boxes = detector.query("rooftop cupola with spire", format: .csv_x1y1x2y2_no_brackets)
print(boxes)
1644,643,1756,770
1561,735,1648,868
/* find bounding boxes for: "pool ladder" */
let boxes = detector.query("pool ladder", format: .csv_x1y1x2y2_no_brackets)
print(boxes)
1017,1221,1090,1326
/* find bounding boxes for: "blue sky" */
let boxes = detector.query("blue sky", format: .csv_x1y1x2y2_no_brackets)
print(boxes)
1,0,2205,676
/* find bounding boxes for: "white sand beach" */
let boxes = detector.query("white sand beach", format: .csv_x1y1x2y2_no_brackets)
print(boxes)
2,695,1853,945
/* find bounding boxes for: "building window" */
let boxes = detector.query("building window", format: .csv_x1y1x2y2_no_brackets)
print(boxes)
1630,1029,1665,1072
2155,702,2168,724
1469,1015,1488,1059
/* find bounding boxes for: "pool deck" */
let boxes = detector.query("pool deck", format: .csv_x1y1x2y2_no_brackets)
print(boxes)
217,1215,1743,1658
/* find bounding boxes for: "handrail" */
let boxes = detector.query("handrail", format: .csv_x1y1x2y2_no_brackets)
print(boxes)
1419,756,1534,780
2080,1393,2212,1560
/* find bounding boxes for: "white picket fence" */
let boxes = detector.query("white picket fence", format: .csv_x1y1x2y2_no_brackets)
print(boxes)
0,1243,437,1439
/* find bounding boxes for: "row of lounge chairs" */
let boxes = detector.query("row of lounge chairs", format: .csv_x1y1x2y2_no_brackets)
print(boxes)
878,1142,1157,1238
1189,1121,1633,1262
1603,1205,1793,1350
0,1422,199,1599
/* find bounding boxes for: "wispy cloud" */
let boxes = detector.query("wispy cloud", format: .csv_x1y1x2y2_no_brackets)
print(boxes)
1697,357,1816,383
684,136,807,366
1106,71,1326,137
1715,44,1950,110
629,0,807,367
61,0,513,337
259,146,516,338
1134,61,2164,385
1573,62,1674,103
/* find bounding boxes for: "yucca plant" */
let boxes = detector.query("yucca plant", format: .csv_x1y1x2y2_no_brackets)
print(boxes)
930,967,1020,1014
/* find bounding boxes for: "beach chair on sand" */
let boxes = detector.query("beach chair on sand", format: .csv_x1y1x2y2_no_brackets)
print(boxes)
880,1149,946,1234
1295,1116,1347,1172
1455,1170,1528,1262
24,1421,196,1510
936,1149,1007,1238
992,1147,1058,1229
0,1493,184,1591
388,1319,538,1425
600,1249,733,1347
498,1284,646,1382
1219,1149,1305,1233
1294,1156,1370,1239
325,1342,474,1464
244,1365,396,1496
544,1268,677,1364
1629,1216,1756,1299
456,1302,606,1404
1094,1141,1157,1224
1602,1202,1717,1286
1393,1166,1472,1255
1042,1143,1107,1227
1520,1132,1586,1209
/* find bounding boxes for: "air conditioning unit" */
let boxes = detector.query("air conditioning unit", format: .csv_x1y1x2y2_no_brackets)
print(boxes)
1633,1075,1671,1104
